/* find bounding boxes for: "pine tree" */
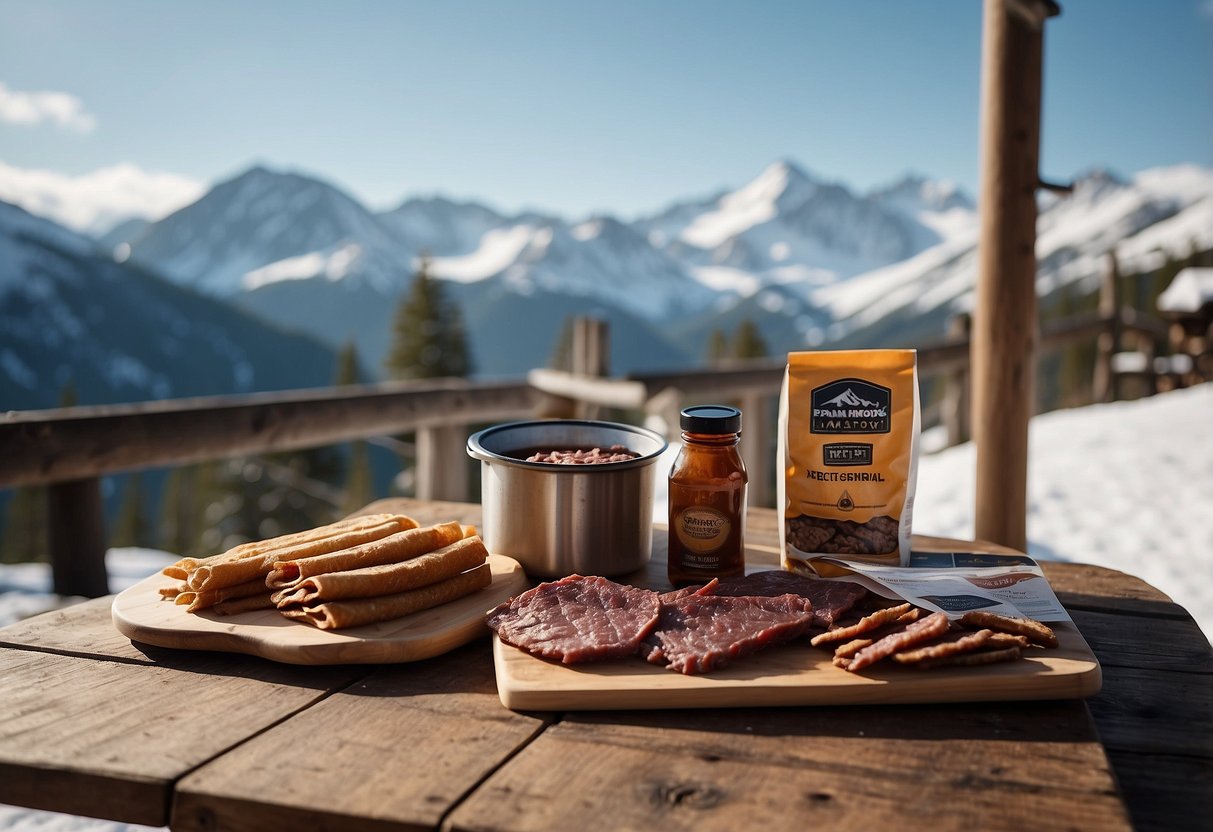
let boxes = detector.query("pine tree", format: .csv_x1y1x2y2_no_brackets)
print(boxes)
705,329,729,365
111,473,153,549
341,440,375,517
0,486,47,563
731,319,769,359
157,465,195,555
1056,287,1094,407
335,340,376,516
384,253,472,380
336,341,362,387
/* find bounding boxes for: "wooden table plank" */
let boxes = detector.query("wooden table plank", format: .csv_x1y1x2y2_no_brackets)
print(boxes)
0,647,363,826
1047,566,1212,832
0,596,168,663
1069,607,1213,672
171,640,547,832
446,703,1130,832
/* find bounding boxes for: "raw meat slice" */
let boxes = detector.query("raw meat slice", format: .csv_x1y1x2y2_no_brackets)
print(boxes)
486,574,660,664
645,593,816,675
659,578,719,603
713,570,867,627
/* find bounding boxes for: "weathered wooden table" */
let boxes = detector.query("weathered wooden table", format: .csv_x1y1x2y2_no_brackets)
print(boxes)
1,498,1209,831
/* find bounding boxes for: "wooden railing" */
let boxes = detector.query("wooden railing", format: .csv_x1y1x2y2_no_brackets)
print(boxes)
0,257,1190,598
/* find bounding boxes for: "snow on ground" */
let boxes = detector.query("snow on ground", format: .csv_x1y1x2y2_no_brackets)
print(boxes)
912,382,1213,639
1,384,1210,831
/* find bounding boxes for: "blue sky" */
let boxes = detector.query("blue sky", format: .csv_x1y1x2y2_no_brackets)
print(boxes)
0,0,1210,220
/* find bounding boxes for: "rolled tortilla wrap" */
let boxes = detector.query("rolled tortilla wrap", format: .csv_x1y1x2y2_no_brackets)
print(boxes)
162,513,413,578
280,563,492,630
185,576,274,612
264,522,465,590
273,536,488,608
188,516,416,592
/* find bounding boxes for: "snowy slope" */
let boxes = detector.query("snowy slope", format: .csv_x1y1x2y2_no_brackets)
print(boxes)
377,195,507,257
126,166,414,296
429,215,719,321
0,199,338,409
818,166,1213,340
635,160,971,298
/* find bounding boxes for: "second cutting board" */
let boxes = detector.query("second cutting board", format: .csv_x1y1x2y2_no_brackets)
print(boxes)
492,620,1101,710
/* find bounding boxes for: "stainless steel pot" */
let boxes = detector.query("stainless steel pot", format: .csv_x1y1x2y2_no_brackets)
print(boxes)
466,419,668,578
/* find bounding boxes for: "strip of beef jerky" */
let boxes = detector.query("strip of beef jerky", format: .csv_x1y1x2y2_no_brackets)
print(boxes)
845,612,951,671
188,516,418,591
265,522,464,591
985,632,1031,649
890,628,994,665
281,563,491,630
272,536,487,608
712,570,867,627
810,602,913,646
915,645,1022,669
832,637,875,660
959,611,1059,647
660,578,719,603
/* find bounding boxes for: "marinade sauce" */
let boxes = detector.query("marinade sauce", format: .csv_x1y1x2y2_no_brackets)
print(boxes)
667,405,748,586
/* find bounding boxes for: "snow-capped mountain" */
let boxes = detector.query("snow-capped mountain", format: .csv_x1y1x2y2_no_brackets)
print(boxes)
634,160,967,298
124,166,414,296
0,199,339,410
428,214,719,321
377,195,508,257
816,165,1213,347
59,157,1211,382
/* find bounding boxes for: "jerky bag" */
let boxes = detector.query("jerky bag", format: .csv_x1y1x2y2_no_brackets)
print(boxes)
778,349,919,569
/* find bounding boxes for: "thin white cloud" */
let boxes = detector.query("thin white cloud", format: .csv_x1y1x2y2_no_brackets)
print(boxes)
0,161,205,234
0,81,97,133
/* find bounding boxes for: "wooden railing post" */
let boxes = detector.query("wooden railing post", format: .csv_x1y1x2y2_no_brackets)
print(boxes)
972,0,1057,553
943,313,972,447
1094,252,1122,403
47,477,109,597
572,317,610,421
415,425,470,502
739,392,773,507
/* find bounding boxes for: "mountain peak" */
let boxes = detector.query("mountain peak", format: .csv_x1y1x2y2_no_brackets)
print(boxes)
871,173,974,213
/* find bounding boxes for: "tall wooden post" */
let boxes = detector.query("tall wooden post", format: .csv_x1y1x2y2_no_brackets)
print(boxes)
972,0,1058,552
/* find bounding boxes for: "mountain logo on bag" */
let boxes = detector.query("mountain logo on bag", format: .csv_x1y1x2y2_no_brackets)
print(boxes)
810,378,891,434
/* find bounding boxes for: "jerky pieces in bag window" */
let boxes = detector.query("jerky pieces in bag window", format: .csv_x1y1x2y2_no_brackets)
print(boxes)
778,350,920,570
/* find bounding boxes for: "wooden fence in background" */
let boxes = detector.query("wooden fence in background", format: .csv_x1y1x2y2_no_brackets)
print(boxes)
0,257,1197,597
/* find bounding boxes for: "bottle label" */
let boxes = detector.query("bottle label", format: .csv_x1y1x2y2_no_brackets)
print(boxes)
674,506,731,558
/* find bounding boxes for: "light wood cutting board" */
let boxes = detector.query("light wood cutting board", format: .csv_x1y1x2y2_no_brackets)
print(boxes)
493,621,1101,710
112,554,528,665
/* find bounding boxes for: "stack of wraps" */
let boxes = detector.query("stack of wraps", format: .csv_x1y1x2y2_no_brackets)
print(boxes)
159,514,493,629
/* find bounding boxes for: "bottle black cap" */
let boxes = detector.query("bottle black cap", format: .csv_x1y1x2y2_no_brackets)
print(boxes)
680,404,742,434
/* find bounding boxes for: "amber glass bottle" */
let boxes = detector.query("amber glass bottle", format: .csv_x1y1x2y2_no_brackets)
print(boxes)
667,405,748,585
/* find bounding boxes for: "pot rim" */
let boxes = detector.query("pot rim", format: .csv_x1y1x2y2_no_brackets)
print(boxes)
466,418,668,471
